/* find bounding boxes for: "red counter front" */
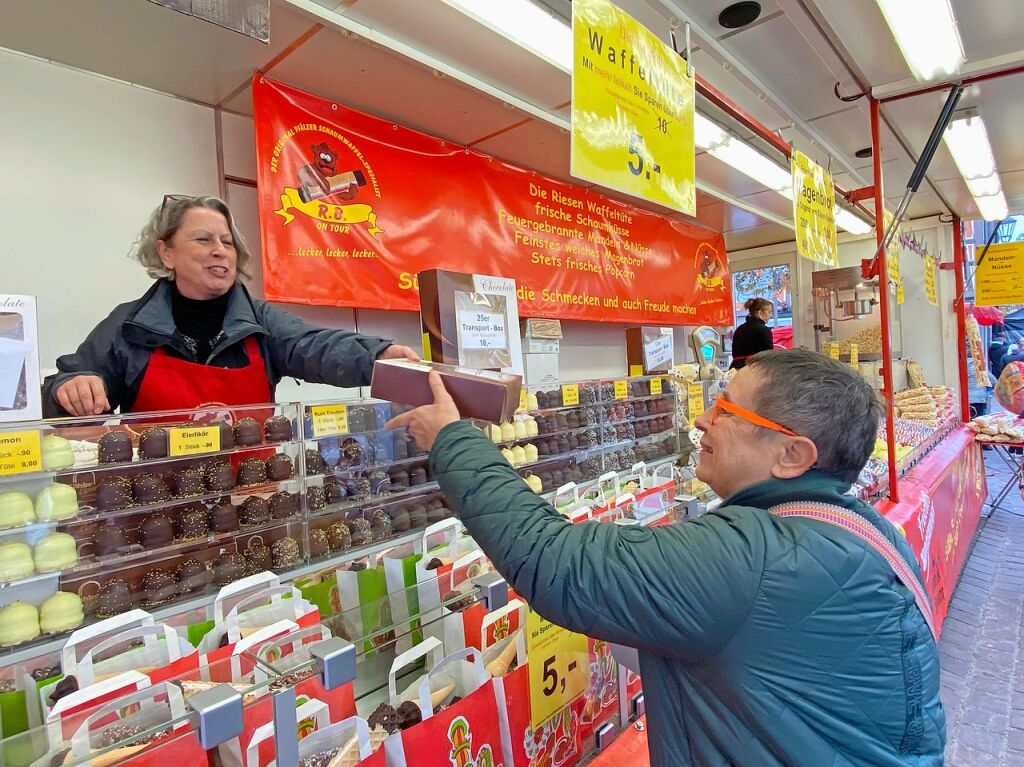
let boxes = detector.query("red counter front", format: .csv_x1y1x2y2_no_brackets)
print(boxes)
876,427,986,635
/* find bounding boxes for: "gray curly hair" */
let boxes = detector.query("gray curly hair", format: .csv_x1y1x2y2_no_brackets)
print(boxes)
130,195,253,280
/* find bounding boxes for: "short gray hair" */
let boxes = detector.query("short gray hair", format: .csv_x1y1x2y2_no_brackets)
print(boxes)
746,348,883,484
129,196,252,280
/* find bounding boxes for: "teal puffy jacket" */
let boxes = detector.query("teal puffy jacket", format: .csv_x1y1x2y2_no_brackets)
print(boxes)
432,422,945,766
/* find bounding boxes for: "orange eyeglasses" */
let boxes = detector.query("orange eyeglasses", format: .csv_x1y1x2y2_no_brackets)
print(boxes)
709,397,798,437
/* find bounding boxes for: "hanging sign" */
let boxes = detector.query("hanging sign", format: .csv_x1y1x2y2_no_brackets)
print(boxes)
924,255,938,306
849,343,859,369
791,151,838,267
571,0,696,215
883,210,903,304
974,241,1024,306
254,77,730,326
526,610,588,727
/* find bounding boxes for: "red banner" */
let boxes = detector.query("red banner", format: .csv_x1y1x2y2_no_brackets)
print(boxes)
252,76,732,326
877,428,987,633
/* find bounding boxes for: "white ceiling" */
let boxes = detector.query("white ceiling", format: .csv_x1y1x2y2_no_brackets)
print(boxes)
2,0,1022,251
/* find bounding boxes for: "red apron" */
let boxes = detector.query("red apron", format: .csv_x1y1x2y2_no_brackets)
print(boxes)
131,336,273,415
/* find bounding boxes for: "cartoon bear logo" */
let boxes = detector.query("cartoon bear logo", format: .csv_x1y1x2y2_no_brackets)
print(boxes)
310,142,338,177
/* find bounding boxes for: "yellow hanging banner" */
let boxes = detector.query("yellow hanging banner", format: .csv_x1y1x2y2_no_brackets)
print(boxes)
975,241,1024,306
791,150,838,266
883,210,903,304
571,0,696,214
924,255,938,306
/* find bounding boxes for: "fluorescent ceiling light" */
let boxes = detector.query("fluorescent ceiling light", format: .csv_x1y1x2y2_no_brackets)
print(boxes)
834,206,873,235
875,0,964,81
440,0,572,71
944,115,1009,221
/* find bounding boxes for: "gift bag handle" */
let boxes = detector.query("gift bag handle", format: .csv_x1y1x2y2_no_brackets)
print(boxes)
416,647,489,716
47,671,150,721
418,518,464,557
77,624,186,687
613,493,636,510
61,609,154,675
69,682,186,756
388,636,443,704
554,482,579,507
568,505,592,524
479,599,527,652
251,625,331,683
226,584,302,641
213,572,282,624
232,620,301,657
598,471,620,503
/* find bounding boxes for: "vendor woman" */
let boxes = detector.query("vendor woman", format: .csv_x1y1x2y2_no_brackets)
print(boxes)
42,195,418,416
730,297,775,370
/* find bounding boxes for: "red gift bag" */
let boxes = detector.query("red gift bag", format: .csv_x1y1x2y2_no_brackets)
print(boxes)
384,647,510,767
281,716,386,767
485,602,582,767
577,639,619,744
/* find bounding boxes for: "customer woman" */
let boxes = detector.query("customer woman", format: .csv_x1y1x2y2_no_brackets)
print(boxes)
730,297,774,370
42,195,418,416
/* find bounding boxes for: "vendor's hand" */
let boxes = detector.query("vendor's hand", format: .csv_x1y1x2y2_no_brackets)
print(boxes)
384,372,460,451
378,344,421,363
55,375,110,416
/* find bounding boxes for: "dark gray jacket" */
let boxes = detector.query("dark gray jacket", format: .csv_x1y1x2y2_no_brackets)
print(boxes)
42,280,391,416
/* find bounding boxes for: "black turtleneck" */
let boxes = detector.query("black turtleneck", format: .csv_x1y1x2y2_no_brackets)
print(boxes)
170,283,230,362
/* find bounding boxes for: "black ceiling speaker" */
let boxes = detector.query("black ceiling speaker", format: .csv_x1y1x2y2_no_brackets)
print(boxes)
718,2,762,29
855,147,873,159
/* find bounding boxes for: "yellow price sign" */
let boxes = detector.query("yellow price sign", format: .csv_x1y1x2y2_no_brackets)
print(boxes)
975,242,1024,306
613,380,628,400
0,430,42,476
518,389,528,412
650,378,663,395
849,343,859,369
169,426,221,457
629,364,644,377
924,255,938,306
896,282,905,305
526,610,588,727
827,343,840,360
686,383,704,426
310,404,350,438
571,0,696,215
561,384,580,407
792,150,838,266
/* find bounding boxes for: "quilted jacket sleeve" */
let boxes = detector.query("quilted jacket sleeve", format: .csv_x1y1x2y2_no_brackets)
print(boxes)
431,421,768,659
254,301,393,388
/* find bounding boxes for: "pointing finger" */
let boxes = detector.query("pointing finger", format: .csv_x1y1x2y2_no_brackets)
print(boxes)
428,372,454,405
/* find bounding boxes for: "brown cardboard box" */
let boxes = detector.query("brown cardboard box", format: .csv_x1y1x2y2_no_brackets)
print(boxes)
370,360,522,424
625,327,675,374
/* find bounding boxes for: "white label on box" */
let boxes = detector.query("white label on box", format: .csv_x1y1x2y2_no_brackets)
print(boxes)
458,310,508,351
644,332,674,371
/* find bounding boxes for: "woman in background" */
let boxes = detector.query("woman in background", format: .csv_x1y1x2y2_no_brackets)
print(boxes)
730,297,774,370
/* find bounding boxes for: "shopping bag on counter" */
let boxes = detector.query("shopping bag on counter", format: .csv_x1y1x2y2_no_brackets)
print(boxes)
576,638,620,745
272,716,386,767
243,697,330,767
420,548,491,653
198,619,301,683
384,646,511,767
196,572,319,655
383,520,474,655
32,682,205,767
335,553,396,655
481,600,533,767
995,361,1024,415
251,625,357,724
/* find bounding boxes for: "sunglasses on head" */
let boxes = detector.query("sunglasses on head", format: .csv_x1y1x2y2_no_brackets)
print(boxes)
709,397,798,437
160,194,195,216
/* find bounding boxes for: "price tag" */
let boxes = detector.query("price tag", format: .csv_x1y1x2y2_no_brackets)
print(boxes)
561,384,580,407
827,343,840,360
849,343,859,369
169,426,221,457
0,430,42,476
613,380,628,400
310,404,350,438
650,378,663,395
518,389,528,412
686,383,705,426
629,365,643,377
526,609,588,727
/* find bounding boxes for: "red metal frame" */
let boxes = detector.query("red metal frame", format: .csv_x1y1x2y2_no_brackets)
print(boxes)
870,97,900,503
952,217,971,423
